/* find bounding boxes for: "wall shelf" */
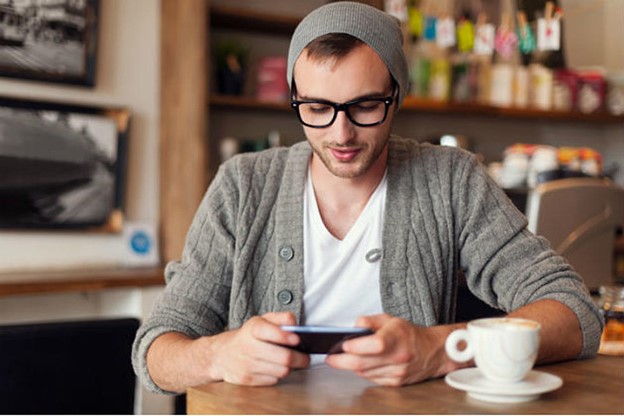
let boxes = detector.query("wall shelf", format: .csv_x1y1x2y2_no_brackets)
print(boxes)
210,94,624,124
401,97,624,124
208,6,624,125
210,5,299,35
211,94,291,112
0,266,164,297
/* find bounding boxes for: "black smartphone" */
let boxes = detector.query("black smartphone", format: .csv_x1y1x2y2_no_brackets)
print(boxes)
281,325,374,354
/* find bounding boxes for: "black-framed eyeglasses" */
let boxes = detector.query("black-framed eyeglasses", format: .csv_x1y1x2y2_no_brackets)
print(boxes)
291,83,397,128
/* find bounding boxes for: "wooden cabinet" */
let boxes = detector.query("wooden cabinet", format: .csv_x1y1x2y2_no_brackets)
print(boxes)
207,5,304,181
207,4,624,170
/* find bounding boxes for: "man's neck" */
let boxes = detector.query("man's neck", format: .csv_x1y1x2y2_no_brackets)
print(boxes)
309,153,387,240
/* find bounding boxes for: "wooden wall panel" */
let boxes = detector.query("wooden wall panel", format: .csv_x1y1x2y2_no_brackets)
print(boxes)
160,0,208,262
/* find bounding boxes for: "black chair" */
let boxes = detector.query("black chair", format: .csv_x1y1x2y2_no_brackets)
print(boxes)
0,317,139,414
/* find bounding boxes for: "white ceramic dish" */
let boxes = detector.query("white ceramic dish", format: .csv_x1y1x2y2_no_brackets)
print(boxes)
445,368,563,403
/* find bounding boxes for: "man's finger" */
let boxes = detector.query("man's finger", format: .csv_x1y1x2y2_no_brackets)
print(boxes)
247,316,299,346
355,313,390,330
262,311,297,326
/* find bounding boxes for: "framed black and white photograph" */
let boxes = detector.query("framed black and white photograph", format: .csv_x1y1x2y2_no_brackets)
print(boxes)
0,96,130,232
0,0,99,86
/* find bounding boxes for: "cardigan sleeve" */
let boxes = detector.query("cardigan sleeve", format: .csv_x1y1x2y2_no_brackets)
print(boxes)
131,144,299,394
452,151,604,358
131,162,239,394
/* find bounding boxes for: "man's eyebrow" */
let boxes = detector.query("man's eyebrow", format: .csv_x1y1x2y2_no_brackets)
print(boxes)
297,89,390,102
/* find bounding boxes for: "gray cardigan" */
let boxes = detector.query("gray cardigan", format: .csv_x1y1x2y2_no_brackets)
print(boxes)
133,137,603,394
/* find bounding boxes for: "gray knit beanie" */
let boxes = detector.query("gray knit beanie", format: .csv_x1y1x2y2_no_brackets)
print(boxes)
287,1,409,107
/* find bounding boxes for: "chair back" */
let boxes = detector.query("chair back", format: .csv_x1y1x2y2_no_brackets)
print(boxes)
0,318,139,414
526,177,624,290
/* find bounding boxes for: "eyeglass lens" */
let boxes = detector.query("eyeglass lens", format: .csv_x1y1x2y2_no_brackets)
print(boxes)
297,99,389,127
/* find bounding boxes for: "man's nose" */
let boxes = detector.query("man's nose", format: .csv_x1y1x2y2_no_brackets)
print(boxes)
332,110,356,144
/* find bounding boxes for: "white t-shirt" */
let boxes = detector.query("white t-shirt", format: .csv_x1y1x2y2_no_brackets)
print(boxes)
303,168,386,364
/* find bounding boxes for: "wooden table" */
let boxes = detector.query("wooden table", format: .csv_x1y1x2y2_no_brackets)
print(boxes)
187,355,624,414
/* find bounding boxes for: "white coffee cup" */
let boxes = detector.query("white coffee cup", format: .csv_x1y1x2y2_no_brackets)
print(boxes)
445,317,541,383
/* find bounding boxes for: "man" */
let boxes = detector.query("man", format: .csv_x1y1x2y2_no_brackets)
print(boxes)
133,2,603,393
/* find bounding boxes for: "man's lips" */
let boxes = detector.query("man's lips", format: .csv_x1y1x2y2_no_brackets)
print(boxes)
330,147,360,162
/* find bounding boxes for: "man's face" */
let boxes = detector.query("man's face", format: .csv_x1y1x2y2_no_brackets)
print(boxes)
292,45,396,179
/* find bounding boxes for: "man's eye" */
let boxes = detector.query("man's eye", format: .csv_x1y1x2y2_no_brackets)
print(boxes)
353,101,382,112
308,104,332,113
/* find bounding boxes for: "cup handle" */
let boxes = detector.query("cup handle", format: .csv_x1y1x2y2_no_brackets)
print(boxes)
445,329,473,362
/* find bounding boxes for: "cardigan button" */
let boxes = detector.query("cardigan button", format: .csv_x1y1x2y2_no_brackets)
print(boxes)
365,248,382,263
277,290,293,305
279,246,294,261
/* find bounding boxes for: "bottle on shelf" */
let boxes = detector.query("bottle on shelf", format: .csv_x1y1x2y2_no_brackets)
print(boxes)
597,285,624,356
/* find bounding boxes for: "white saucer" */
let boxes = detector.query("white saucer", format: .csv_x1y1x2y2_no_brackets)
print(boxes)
445,368,563,403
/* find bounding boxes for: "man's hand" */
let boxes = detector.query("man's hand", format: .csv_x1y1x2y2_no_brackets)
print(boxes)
146,312,310,392
207,312,310,385
324,314,464,386
324,300,584,387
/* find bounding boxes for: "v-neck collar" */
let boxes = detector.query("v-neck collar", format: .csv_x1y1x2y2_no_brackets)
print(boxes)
306,166,387,243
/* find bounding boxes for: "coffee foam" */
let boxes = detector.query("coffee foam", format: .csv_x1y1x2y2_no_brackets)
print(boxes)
476,318,540,331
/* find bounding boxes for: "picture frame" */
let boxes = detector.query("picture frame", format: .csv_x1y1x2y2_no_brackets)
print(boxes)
0,95,131,232
0,0,99,86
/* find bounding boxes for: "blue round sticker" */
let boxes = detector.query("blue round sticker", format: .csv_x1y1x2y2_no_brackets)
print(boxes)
130,230,152,255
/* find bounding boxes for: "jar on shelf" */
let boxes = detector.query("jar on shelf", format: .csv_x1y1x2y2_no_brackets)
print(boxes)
607,72,624,116
597,285,624,356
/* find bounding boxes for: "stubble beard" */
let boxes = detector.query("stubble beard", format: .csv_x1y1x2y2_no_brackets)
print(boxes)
310,139,388,179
